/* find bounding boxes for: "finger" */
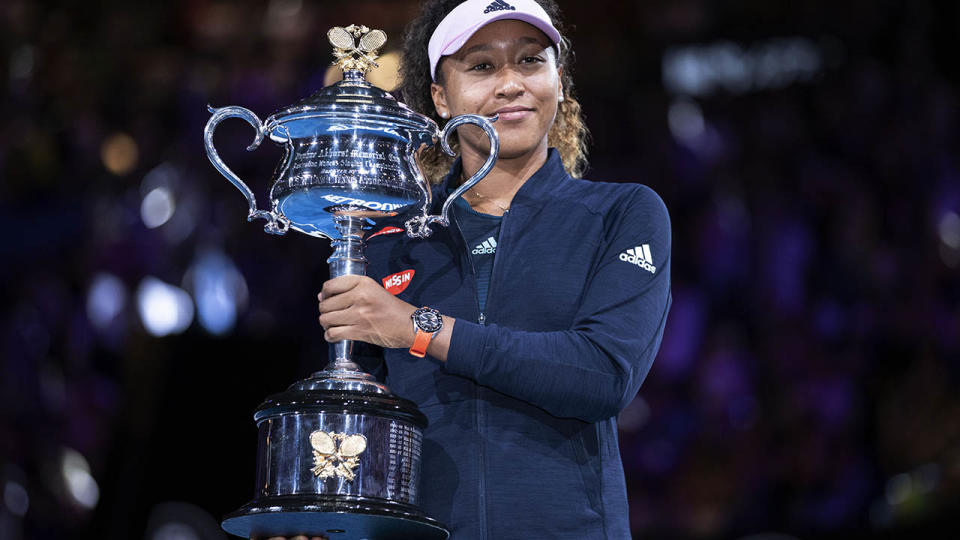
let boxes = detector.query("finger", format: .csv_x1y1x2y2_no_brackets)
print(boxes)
318,289,356,314
318,306,357,330
320,275,363,298
324,325,357,343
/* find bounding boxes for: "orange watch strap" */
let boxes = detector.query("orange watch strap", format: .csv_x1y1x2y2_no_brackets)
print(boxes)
410,329,433,358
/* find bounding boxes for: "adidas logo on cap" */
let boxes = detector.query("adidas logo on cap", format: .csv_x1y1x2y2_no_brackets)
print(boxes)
619,244,656,274
472,236,498,255
484,0,517,14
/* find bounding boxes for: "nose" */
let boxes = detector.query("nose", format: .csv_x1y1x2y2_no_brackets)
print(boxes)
494,67,525,100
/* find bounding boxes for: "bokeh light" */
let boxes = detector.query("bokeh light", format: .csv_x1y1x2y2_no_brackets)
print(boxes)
662,37,824,97
136,277,194,337
141,187,176,229
188,249,248,336
144,501,226,540
86,272,127,330
939,212,960,268
668,98,705,143
3,480,29,517
100,133,139,176
60,448,99,510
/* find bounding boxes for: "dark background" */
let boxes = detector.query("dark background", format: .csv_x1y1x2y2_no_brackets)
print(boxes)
2,1,959,539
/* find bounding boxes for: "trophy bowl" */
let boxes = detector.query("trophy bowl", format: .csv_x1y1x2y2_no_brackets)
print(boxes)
203,24,499,539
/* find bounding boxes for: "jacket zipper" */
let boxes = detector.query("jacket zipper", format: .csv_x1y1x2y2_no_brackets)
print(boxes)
451,210,488,540
483,209,509,323
474,209,510,540
451,211,486,326
474,208,510,540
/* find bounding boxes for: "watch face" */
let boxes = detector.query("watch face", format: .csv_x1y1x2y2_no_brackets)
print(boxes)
414,308,443,333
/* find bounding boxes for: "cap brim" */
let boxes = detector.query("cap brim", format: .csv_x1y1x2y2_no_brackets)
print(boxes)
438,13,562,58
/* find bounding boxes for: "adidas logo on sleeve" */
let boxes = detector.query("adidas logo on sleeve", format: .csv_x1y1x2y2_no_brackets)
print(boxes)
472,236,498,255
619,244,657,274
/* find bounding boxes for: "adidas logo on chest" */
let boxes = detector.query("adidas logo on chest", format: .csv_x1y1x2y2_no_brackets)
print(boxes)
472,236,497,255
619,244,657,274
484,0,516,14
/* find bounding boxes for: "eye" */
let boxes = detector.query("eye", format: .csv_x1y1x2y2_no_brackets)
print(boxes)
521,55,545,64
469,62,492,72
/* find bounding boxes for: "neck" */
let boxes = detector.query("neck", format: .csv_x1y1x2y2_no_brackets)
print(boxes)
459,140,549,207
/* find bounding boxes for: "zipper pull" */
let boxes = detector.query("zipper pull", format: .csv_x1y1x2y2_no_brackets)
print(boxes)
478,312,486,325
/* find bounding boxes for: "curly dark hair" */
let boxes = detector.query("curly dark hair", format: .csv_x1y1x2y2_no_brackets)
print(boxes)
397,0,590,184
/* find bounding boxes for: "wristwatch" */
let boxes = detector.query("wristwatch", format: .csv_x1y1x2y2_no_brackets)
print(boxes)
409,306,443,358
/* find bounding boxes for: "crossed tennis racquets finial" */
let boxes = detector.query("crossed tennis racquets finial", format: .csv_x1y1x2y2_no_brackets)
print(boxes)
328,25,387,71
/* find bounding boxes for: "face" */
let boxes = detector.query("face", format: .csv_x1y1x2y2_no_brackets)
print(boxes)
431,19,562,163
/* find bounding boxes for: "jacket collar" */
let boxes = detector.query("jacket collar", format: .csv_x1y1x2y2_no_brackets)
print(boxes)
434,148,568,212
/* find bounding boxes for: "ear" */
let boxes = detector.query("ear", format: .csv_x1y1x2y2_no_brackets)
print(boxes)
431,82,450,119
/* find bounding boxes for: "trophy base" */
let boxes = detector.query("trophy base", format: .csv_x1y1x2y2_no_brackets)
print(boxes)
221,494,449,539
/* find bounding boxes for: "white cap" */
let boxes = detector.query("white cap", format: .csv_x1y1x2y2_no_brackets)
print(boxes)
428,0,562,81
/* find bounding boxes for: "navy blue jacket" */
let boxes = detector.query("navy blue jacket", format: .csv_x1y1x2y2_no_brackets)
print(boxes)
357,149,672,539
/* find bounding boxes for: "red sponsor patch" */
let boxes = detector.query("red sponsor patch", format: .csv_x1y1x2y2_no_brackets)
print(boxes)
368,226,404,240
382,269,415,295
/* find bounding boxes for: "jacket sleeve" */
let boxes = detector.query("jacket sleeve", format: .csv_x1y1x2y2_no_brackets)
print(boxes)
442,185,672,423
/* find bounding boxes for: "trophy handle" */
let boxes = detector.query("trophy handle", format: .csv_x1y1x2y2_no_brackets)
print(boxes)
204,105,291,235
405,114,499,238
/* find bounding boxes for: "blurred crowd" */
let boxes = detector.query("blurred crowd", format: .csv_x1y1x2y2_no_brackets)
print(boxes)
1,1,958,539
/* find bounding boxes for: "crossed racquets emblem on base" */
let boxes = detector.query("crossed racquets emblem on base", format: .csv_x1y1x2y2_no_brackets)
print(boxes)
309,430,368,481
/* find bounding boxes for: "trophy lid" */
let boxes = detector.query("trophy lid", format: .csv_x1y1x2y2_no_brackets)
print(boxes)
263,25,437,139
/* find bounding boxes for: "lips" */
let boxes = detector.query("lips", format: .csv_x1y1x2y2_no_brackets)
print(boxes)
492,106,534,121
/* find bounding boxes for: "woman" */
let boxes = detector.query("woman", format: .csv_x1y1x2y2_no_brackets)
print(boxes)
315,0,672,537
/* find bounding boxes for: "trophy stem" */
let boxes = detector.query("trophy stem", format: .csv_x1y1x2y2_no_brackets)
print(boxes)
293,214,391,395
327,214,367,375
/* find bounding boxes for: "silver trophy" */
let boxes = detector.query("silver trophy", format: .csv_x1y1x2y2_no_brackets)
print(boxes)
203,24,498,539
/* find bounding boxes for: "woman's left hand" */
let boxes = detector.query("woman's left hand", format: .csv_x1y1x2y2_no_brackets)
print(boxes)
318,275,416,349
